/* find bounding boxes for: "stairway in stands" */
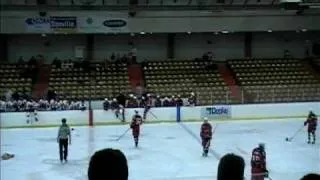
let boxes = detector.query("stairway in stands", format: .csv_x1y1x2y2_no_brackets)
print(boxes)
32,64,51,99
127,64,144,93
217,63,243,103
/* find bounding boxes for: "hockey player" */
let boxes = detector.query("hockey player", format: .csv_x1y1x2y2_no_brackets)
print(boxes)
251,143,268,180
143,94,152,121
1,153,15,160
304,111,317,144
188,92,197,106
155,95,162,107
176,95,183,107
200,117,212,157
163,97,170,107
111,98,125,122
130,110,142,147
57,118,71,163
103,98,110,111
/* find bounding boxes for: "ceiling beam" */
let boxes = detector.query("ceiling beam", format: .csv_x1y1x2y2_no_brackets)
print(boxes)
271,0,277,5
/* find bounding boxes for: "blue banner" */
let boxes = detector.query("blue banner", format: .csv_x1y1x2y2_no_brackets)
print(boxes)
25,16,77,33
50,16,77,32
201,106,231,119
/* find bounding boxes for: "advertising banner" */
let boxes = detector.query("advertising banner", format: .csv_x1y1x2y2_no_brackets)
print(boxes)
24,17,51,32
50,16,77,33
77,16,129,33
200,106,231,120
24,16,77,33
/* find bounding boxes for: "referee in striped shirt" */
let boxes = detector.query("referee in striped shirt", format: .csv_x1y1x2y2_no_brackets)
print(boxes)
57,118,71,163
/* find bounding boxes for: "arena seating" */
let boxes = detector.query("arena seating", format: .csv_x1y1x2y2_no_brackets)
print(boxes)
48,62,131,100
228,58,320,103
143,60,232,105
0,63,33,96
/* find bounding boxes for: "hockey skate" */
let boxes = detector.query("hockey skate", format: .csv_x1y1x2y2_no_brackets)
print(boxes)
202,152,206,157
307,140,311,144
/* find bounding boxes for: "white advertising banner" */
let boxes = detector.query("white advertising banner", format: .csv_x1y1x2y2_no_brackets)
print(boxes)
77,16,129,33
24,16,78,33
24,17,51,33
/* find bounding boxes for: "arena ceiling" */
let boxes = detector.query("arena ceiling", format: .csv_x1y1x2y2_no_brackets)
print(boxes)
1,0,320,10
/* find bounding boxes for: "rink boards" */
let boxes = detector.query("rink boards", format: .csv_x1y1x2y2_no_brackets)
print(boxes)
0,102,319,128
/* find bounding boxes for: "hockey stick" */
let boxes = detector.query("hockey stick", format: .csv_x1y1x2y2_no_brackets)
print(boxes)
111,128,130,141
149,111,158,120
285,125,305,142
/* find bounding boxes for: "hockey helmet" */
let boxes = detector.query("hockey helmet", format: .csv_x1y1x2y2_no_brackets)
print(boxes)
258,143,265,150
62,118,67,123
204,117,208,122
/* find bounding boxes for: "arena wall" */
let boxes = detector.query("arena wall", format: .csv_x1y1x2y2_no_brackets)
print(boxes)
7,32,320,62
1,102,319,128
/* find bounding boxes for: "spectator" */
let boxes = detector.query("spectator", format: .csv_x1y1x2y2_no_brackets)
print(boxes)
301,173,320,180
18,56,24,65
88,148,128,180
110,53,116,61
217,153,245,180
284,49,292,58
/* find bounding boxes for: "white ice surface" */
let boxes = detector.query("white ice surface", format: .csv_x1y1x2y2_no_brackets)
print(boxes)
1,119,319,180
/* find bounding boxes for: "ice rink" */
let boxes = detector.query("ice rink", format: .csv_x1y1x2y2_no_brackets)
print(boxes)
1,119,319,180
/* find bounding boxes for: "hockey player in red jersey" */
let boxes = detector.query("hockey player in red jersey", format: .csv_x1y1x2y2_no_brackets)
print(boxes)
143,94,152,121
304,111,317,144
200,118,212,157
131,110,142,147
251,143,268,180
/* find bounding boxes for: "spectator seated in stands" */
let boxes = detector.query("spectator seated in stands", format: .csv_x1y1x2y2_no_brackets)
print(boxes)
126,94,139,108
217,153,245,180
88,148,128,180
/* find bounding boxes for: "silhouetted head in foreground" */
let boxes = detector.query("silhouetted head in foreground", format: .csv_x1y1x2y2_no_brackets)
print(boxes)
217,153,245,180
301,173,320,180
88,148,128,180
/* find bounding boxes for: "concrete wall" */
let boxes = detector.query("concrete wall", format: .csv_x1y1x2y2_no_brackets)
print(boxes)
7,32,320,62
8,34,86,63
